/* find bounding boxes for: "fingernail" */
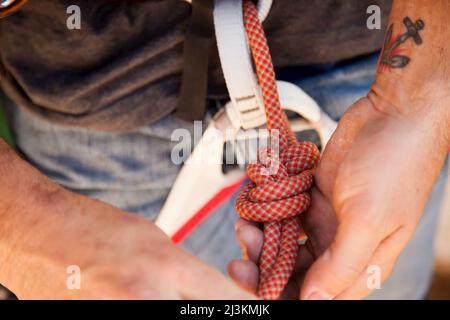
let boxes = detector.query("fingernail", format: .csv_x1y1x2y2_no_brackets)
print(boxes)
305,292,332,300
240,242,249,260
236,227,249,260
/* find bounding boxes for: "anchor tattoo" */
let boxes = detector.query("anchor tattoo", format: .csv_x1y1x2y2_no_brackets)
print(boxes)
380,17,425,70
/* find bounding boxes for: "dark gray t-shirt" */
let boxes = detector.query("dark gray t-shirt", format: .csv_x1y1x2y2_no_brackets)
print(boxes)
0,0,391,131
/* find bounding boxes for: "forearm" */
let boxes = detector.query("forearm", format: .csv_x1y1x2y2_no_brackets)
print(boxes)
369,0,450,148
0,139,71,291
0,139,166,297
0,139,62,248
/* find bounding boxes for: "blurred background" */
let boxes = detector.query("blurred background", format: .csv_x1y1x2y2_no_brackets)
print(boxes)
430,180,450,299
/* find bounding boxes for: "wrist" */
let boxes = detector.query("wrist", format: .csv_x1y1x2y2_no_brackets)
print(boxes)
371,0,450,147
368,84,450,150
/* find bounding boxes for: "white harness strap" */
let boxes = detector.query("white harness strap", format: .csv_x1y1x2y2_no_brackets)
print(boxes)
213,0,268,129
214,0,336,144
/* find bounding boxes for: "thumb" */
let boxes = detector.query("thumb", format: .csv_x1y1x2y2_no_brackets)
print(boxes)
179,251,257,300
300,217,380,300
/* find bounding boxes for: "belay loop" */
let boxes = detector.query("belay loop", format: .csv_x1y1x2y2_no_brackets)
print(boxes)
235,1,320,300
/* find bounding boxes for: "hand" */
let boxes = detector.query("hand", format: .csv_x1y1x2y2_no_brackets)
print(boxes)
0,184,255,299
229,96,449,299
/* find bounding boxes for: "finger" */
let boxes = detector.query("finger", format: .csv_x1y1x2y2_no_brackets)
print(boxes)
294,187,336,286
300,187,337,259
228,260,301,300
176,250,257,300
228,259,259,294
182,266,257,300
336,227,412,300
294,242,314,273
236,222,264,263
300,217,381,300
235,218,261,231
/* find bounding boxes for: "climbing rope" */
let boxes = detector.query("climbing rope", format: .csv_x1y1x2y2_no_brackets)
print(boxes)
235,0,320,300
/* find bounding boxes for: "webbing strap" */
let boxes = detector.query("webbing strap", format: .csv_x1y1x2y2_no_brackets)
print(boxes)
176,0,214,121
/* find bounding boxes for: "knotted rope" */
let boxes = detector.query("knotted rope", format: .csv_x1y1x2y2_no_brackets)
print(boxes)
235,0,320,300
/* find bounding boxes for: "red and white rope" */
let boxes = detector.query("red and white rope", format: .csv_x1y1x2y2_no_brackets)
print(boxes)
235,0,320,300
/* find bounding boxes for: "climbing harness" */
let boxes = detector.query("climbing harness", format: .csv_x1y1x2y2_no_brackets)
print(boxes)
158,0,336,248
156,0,336,245
156,89,334,244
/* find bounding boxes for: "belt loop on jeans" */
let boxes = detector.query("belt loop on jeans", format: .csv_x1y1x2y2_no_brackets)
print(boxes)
176,0,214,122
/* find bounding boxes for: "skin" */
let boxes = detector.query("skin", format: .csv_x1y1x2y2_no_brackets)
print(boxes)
229,0,450,300
0,141,254,299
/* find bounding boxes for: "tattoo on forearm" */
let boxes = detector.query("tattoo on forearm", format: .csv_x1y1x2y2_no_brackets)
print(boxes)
379,17,425,71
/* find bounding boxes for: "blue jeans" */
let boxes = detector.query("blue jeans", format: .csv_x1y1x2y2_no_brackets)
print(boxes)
6,53,448,299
